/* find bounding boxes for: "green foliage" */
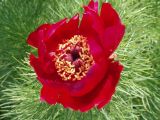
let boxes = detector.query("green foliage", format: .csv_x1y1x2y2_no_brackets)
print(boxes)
0,0,160,120
0,0,45,87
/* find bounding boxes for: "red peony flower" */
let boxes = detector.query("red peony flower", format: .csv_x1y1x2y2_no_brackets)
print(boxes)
27,0,125,112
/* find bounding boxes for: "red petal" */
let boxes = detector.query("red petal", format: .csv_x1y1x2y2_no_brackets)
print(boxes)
80,6,103,36
29,54,56,85
43,18,67,52
27,24,51,48
70,57,109,97
100,3,121,28
34,29,52,63
37,30,46,58
39,60,123,112
102,24,125,57
81,2,125,58
40,86,58,104
80,7,106,62
45,14,79,52
62,62,123,112
46,19,67,40
87,36,105,62
40,83,72,105
87,0,98,13
30,54,46,84
97,62,123,109
64,14,79,37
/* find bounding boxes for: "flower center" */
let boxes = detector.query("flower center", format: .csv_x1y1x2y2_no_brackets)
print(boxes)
54,35,94,81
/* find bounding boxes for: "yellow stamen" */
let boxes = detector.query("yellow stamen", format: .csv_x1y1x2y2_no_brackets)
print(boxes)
54,35,94,81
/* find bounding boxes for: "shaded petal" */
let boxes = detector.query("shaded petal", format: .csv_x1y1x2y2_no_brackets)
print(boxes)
80,7,106,62
81,3,125,58
35,29,53,63
100,3,121,28
40,86,58,104
45,14,79,52
40,82,73,105
37,30,46,59
60,61,123,112
102,24,125,57
46,19,67,40
97,61,123,109
40,83,95,111
87,0,98,13
87,36,105,62
29,54,56,85
30,54,46,84
80,6,104,37
27,24,51,48
63,14,79,38
70,57,109,97
40,18,67,53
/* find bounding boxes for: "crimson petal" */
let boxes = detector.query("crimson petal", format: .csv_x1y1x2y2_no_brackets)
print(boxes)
70,57,108,97
46,19,67,40
80,6,104,37
40,86,58,104
27,24,51,48
100,3,121,28
87,36,105,62
30,54,57,85
102,24,125,57
45,15,79,52
88,0,98,13
97,62,123,109
40,61,123,112
68,62,123,112
80,6,105,62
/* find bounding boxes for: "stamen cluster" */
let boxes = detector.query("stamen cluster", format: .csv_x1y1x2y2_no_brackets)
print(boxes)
54,35,94,81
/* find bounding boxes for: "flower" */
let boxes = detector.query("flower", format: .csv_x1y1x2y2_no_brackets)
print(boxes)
27,0,125,112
